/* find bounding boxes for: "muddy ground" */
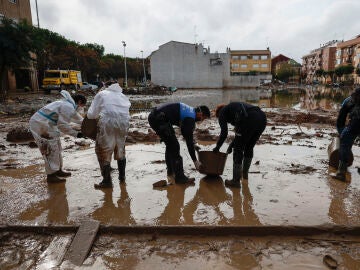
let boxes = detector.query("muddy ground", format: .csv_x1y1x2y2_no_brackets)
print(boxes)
0,90,360,269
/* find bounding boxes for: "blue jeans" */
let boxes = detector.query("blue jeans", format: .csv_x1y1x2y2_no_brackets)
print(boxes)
339,127,358,163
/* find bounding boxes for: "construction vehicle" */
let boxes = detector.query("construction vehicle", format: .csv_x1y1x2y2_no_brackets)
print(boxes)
42,70,83,91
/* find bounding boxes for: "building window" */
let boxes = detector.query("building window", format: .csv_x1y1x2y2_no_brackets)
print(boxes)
232,56,239,60
231,63,239,68
260,55,268,60
336,59,340,65
261,64,268,68
8,0,17,3
241,64,248,68
253,55,259,60
240,55,247,60
253,64,259,68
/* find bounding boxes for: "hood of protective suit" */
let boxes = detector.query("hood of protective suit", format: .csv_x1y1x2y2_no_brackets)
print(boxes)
106,83,123,93
60,90,76,109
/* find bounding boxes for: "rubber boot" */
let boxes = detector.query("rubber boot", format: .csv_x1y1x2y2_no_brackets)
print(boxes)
225,163,242,188
173,157,195,184
94,164,113,188
332,161,347,182
117,158,126,183
242,158,252,180
56,169,72,177
166,152,175,182
47,173,66,183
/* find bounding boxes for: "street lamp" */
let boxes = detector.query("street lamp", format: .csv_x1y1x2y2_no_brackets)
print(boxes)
122,41,127,88
35,0,40,28
141,50,147,86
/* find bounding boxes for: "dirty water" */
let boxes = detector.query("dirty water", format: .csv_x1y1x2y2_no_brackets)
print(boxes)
1,120,359,227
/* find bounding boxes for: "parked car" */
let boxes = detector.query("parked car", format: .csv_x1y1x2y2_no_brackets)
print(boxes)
80,82,98,91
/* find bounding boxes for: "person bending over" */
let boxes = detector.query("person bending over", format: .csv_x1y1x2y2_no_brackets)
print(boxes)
213,102,266,188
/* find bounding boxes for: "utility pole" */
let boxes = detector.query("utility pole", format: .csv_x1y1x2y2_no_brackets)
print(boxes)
122,41,127,88
141,50,147,86
35,0,40,28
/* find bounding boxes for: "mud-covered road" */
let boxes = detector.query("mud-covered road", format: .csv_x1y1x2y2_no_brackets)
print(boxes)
0,88,359,269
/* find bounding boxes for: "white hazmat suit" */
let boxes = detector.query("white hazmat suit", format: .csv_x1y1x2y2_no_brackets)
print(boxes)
29,90,83,175
87,83,130,169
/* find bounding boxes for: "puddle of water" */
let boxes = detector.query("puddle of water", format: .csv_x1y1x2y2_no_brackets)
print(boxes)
130,87,353,112
7,133,359,227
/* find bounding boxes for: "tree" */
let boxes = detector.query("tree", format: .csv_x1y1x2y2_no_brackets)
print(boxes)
334,66,345,80
0,18,36,100
335,65,355,83
356,67,360,76
276,63,295,82
327,70,335,82
315,69,324,79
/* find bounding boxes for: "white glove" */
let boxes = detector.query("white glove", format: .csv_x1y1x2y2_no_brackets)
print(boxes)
194,160,202,171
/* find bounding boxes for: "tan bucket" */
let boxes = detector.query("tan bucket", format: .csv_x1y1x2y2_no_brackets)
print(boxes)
198,151,227,176
327,137,353,168
81,116,97,140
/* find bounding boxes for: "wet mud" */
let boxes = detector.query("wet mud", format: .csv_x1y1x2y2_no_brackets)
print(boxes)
0,231,359,269
1,88,360,268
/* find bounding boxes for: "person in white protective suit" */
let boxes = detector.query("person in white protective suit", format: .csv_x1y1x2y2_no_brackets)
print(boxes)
87,81,131,189
29,90,87,183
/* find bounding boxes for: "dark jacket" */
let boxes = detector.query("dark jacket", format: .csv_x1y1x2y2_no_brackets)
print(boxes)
155,103,198,161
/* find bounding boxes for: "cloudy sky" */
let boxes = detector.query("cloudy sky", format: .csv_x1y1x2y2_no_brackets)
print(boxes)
30,0,360,62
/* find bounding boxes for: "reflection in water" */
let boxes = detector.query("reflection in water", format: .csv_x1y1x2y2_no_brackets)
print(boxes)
92,184,135,225
179,176,261,225
327,172,360,225
155,86,354,111
183,176,231,225
232,180,261,225
19,183,69,224
155,184,191,225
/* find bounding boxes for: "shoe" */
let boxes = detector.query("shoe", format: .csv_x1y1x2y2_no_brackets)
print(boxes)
47,173,66,183
167,173,175,183
242,158,252,180
95,164,112,189
331,172,346,182
94,181,113,189
175,176,195,185
225,179,241,188
331,161,347,182
117,158,126,183
56,170,72,177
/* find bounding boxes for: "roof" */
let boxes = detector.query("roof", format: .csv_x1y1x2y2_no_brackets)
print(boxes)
337,36,360,48
230,49,271,54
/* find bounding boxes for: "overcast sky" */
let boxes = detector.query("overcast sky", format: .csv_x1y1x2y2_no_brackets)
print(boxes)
30,0,360,62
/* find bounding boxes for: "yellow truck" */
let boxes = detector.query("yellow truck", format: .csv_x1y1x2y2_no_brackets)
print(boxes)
42,70,83,91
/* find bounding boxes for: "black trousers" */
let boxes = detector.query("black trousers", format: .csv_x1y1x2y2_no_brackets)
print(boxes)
148,109,185,178
233,108,267,164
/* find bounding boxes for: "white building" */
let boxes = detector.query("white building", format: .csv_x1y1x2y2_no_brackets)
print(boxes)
150,41,271,89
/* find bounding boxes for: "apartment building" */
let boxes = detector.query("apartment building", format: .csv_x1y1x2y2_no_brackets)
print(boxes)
302,40,338,83
230,49,271,75
0,0,39,93
0,0,32,23
336,35,360,84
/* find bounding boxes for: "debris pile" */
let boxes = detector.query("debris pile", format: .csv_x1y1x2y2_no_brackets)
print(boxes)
6,126,33,142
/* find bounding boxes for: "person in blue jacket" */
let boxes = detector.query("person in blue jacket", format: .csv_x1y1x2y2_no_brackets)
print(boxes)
148,103,210,184
332,88,360,181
